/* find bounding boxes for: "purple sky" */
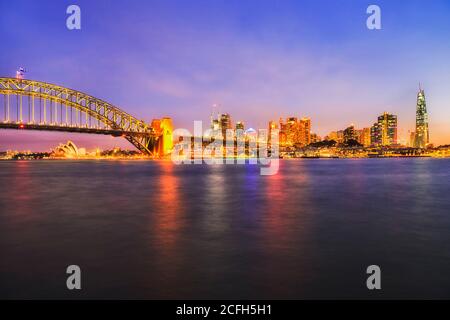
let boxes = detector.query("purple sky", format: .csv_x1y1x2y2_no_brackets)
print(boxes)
1,0,450,151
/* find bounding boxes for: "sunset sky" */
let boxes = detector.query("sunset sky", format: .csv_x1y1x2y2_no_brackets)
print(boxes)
1,0,450,151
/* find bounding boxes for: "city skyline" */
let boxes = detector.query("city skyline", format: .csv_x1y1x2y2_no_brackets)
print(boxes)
0,79,437,153
2,0,450,150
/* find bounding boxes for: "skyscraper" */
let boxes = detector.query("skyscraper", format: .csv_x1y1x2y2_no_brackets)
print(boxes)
210,113,232,137
278,118,287,145
409,131,416,148
281,117,311,146
414,87,429,148
377,112,398,146
210,113,220,130
371,123,382,146
268,120,278,138
370,113,398,147
299,117,311,146
219,113,232,132
356,128,371,146
285,117,298,146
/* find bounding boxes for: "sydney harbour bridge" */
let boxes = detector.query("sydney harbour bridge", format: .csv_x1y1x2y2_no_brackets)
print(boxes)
0,77,173,156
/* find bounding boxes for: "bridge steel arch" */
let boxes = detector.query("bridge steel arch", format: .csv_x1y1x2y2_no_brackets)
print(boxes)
0,77,160,155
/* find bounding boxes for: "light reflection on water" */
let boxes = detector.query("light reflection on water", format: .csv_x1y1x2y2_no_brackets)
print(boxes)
1,159,450,299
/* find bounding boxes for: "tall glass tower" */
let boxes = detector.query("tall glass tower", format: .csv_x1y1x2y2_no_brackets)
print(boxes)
414,88,429,148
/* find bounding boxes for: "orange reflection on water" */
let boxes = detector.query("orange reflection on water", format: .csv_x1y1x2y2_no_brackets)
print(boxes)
260,162,314,296
147,161,186,297
263,162,311,242
263,172,289,241
152,161,182,248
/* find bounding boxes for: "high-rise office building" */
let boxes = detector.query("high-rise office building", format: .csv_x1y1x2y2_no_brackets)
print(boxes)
363,128,371,146
210,113,220,131
343,125,356,142
299,117,311,146
285,117,298,146
281,117,294,146
357,128,371,146
409,131,416,148
371,123,382,146
268,120,278,130
378,112,398,146
210,112,233,137
414,88,429,148
281,117,311,146
278,118,287,145
268,120,278,138
219,113,232,132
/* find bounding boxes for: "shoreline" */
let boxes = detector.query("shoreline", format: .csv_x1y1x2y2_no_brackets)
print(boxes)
1,155,449,161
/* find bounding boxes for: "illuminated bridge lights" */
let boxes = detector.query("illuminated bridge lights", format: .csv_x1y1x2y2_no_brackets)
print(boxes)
0,77,173,156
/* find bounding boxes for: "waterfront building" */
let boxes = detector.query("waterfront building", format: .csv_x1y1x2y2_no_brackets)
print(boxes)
285,117,298,146
269,120,278,131
378,112,398,146
280,117,311,146
278,118,288,146
362,128,371,146
53,141,79,158
268,120,279,140
210,112,232,137
299,117,311,146
355,129,362,143
343,125,356,142
409,131,416,148
414,88,429,148
219,113,232,136
211,118,220,131
371,123,382,146
356,128,371,146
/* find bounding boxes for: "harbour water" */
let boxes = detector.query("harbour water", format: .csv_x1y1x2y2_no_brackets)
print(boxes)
1,159,450,299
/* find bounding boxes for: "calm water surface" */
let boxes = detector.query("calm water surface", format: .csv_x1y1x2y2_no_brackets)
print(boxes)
1,159,450,299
